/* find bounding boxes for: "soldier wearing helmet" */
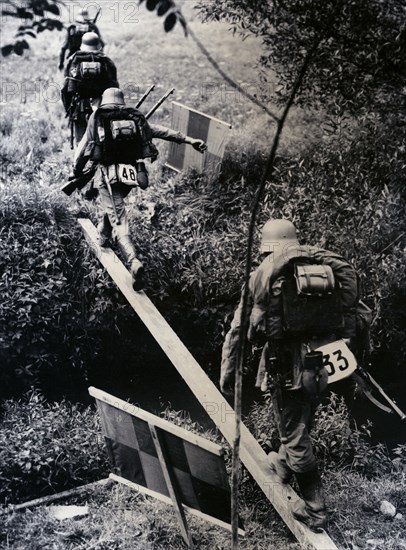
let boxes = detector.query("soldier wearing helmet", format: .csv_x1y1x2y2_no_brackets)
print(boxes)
61,32,118,146
220,218,362,531
58,7,105,71
73,87,207,291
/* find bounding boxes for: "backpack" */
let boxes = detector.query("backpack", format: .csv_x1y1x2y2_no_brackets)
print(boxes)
280,258,344,336
66,51,110,98
68,23,91,55
92,106,159,165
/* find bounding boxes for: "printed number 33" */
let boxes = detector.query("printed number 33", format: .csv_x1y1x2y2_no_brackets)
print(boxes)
323,349,349,376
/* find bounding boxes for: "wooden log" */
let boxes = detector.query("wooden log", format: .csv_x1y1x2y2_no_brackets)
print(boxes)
78,218,338,550
2,478,111,515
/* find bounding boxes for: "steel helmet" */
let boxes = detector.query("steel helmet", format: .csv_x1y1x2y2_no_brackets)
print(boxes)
76,7,90,22
80,32,100,52
260,219,298,253
100,88,125,106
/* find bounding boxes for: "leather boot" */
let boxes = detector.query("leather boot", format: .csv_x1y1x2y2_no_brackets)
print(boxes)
116,235,144,291
291,468,327,532
97,214,112,248
267,451,293,484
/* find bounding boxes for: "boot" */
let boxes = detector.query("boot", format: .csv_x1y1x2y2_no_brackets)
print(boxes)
291,468,327,532
116,235,144,291
97,214,112,248
267,451,293,484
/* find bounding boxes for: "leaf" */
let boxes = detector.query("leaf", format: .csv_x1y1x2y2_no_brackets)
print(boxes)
157,0,171,16
164,12,177,32
146,0,159,11
45,3,60,16
17,7,34,19
1,45,14,56
13,42,25,55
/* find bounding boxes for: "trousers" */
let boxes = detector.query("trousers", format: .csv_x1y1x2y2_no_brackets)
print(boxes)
95,165,133,240
271,387,319,474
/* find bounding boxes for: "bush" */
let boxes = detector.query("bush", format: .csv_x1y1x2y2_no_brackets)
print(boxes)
0,391,109,504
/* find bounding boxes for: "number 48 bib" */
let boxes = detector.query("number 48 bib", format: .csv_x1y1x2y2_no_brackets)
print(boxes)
315,339,357,384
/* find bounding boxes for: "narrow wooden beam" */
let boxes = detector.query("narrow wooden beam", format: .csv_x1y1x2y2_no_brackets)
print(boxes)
79,218,338,550
149,424,193,548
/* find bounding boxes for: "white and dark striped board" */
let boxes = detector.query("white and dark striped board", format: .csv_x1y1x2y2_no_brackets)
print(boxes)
166,102,231,175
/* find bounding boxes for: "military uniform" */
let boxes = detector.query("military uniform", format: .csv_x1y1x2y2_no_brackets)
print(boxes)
221,240,360,530
59,21,104,69
74,87,206,290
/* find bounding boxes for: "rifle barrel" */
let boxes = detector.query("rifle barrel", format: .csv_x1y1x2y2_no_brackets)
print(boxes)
135,85,155,109
145,87,175,120
366,371,406,421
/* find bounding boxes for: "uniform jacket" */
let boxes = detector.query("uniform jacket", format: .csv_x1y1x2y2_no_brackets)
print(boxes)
59,23,105,66
220,243,360,392
74,107,189,172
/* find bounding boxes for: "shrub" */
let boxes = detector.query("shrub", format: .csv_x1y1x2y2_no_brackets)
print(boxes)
0,391,109,504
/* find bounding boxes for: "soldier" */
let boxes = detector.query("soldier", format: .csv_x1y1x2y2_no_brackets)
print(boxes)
73,87,207,291
220,219,362,531
58,7,104,71
61,32,118,147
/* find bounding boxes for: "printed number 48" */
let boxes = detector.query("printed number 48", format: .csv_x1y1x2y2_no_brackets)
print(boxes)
323,349,349,376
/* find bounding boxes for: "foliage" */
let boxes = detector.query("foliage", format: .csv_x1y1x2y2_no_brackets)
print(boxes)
140,0,187,35
0,391,109,504
197,0,406,115
1,0,63,56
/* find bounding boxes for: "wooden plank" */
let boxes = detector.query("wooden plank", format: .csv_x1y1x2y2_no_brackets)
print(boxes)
89,387,223,456
149,424,193,548
109,473,245,536
79,218,338,550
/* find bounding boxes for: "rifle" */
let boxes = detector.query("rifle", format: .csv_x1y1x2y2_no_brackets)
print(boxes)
353,365,406,420
135,85,155,110
145,87,175,119
92,6,101,24
61,164,97,196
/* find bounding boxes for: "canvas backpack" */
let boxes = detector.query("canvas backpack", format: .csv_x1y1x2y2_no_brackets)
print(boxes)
67,51,110,98
279,258,345,337
92,106,159,165
68,23,91,55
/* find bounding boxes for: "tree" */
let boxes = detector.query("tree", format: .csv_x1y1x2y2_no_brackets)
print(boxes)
197,0,406,115
1,0,63,56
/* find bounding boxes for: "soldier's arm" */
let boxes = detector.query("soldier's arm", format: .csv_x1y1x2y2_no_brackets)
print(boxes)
220,285,253,395
58,28,71,69
149,124,207,152
74,113,97,173
105,58,119,88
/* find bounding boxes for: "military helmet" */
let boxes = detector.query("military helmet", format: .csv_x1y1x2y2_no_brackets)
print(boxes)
76,7,90,22
260,219,298,253
100,88,125,106
80,32,100,52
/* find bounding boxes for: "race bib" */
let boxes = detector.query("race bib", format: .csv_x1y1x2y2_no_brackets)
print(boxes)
315,339,357,384
117,164,138,186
